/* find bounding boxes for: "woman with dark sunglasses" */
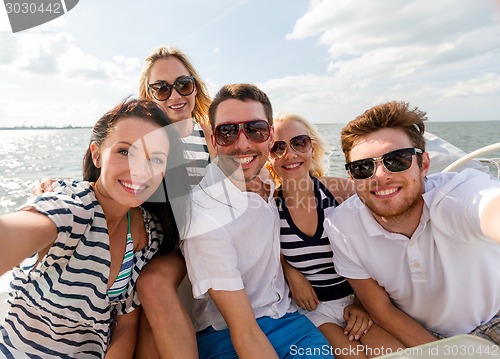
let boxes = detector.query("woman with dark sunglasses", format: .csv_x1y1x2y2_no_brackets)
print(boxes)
31,46,210,358
138,45,216,185
267,113,404,358
135,46,217,358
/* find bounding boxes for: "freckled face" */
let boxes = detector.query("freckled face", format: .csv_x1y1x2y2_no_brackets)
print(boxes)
92,117,169,207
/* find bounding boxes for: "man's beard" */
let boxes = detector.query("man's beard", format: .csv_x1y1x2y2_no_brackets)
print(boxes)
359,178,425,224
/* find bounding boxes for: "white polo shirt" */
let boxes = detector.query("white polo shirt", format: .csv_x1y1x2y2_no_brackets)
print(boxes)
325,169,500,337
182,160,296,332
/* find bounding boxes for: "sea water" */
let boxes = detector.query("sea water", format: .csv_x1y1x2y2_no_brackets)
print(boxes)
318,120,500,179
0,121,499,294
1,121,499,215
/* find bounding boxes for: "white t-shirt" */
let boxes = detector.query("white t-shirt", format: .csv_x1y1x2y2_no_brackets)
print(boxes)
182,160,296,331
325,169,500,337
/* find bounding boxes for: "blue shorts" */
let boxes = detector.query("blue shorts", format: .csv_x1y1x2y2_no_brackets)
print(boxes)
196,312,334,358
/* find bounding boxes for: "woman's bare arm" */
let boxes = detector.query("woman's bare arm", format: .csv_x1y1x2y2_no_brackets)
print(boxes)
0,210,57,274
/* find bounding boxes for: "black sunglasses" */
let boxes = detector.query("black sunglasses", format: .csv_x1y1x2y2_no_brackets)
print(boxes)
345,147,423,180
148,75,195,101
214,120,271,146
270,135,312,159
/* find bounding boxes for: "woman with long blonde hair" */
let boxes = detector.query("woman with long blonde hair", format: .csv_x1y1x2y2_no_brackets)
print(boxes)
268,113,404,358
135,45,216,358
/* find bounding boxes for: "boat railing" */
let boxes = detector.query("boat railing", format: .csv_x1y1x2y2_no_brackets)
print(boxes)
442,142,500,179
477,158,500,179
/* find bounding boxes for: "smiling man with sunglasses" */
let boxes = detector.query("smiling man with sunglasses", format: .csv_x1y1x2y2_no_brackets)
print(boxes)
181,84,333,358
325,101,500,348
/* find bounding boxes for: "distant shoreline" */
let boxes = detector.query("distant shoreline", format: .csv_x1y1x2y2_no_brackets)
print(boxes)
0,126,92,130
1,120,498,131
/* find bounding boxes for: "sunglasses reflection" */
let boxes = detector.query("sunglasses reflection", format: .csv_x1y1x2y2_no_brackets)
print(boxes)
148,75,195,101
270,134,312,158
214,120,271,146
346,148,422,180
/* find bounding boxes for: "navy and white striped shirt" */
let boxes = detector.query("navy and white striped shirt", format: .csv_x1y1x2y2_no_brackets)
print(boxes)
181,122,210,187
0,180,163,358
277,177,353,302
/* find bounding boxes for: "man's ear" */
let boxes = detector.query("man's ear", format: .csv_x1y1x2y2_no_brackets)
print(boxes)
210,132,217,151
90,142,101,168
421,151,431,176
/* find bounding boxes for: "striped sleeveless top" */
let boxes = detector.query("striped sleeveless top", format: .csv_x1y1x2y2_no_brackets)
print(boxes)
108,211,134,301
277,177,353,302
181,121,210,187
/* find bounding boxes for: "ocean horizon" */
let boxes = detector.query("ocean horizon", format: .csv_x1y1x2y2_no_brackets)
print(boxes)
0,120,499,294
0,120,499,214
1,119,499,131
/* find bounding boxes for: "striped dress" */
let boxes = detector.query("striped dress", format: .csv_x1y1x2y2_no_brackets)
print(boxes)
0,180,163,358
181,121,210,187
277,177,353,302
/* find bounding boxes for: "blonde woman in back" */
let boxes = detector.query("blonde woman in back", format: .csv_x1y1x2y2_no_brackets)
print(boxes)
268,113,404,358
135,45,216,358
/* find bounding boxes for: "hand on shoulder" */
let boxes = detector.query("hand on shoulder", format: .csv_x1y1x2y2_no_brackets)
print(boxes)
32,177,59,196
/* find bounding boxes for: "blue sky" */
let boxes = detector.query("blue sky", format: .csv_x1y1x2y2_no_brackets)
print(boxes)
1,0,499,127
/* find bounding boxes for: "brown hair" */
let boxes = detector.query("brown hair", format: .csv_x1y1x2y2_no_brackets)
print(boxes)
341,101,426,164
82,98,190,254
208,84,273,129
83,99,172,182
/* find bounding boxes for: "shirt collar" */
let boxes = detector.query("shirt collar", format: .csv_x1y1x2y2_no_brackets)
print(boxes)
356,197,428,241
196,159,275,204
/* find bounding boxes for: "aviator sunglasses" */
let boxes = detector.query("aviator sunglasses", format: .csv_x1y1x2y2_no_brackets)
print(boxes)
214,120,271,146
148,75,195,101
270,134,312,159
345,147,423,180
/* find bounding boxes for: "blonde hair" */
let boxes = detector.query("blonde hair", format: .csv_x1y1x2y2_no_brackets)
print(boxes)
268,113,327,186
138,46,211,125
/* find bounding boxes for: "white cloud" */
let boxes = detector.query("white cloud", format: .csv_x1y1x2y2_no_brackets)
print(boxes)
0,32,141,87
279,0,500,122
0,7,12,32
0,35,18,64
2,0,499,127
0,29,140,128
442,73,500,97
